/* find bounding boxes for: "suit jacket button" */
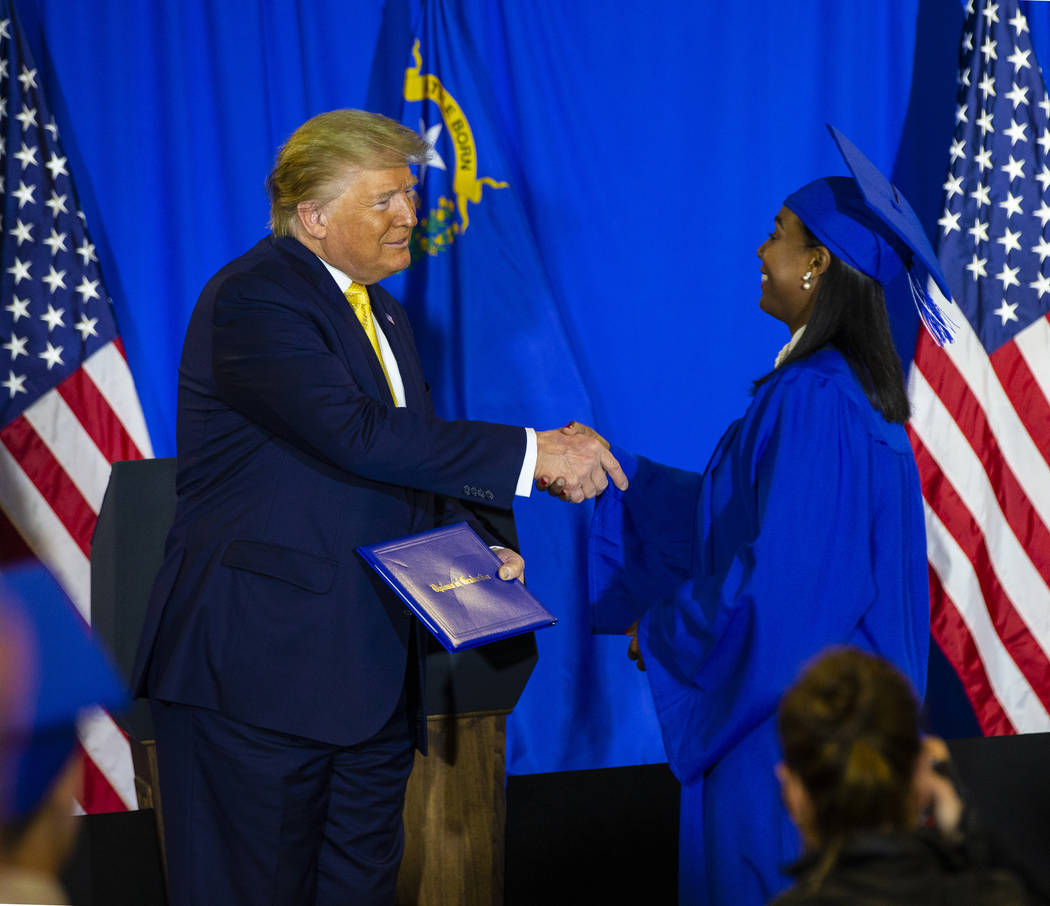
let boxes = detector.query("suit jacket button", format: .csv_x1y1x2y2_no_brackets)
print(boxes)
402,608,411,618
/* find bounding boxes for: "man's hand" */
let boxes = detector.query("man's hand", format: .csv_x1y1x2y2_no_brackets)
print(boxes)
493,547,525,582
534,421,628,502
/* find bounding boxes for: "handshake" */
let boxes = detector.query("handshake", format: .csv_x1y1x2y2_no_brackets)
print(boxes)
533,421,628,503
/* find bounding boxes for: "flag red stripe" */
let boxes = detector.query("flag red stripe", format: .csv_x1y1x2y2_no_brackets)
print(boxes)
0,418,95,557
909,430,1050,713
77,744,130,813
56,369,144,464
927,565,1014,736
990,333,1050,470
915,343,1050,589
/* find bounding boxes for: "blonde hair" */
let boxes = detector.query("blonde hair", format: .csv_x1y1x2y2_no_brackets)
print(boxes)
267,109,429,237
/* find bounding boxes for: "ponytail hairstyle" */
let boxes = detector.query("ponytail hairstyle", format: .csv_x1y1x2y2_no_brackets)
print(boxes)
777,647,921,890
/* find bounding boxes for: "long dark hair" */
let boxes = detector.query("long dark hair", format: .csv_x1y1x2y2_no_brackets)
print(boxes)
753,223,911,424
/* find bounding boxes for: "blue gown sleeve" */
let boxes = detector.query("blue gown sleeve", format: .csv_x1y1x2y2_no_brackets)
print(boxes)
600,367,894,784
589,447,703,633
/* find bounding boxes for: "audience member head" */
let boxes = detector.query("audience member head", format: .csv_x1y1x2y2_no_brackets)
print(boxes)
776,646,921,851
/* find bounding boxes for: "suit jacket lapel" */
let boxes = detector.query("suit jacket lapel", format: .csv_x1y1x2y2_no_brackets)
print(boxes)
368,288,425,411
271,237,396,404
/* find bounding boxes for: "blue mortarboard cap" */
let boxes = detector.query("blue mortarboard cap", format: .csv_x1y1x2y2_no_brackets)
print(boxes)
0,566,127,819
784,124,955,345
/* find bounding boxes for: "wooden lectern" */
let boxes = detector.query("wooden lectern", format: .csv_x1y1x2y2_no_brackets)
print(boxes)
91,458,537,906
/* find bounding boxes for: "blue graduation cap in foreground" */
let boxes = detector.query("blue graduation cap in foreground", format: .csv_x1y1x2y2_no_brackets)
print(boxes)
0,567,127,818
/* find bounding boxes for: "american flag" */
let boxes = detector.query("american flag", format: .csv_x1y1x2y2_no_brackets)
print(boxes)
0,2,151,810
908,0,1050,735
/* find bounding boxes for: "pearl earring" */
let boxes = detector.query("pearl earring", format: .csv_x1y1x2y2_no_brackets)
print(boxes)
802,270,813,290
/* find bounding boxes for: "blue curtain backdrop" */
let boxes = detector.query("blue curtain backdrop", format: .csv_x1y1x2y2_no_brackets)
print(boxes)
11,0,1050,773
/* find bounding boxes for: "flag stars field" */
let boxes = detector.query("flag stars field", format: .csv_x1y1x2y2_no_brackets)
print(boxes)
74,315,97,340
45,152,66,180
997,227,1022,253
5,297,29,321
2,370,26,397
42,264,66,293
75,276,99,302
1007,45,1031,72
1029,272,1050,298
9,218,32,244
995,262,1020,289
76,239,96,265
13,142,36,168
6,256,29,282
14,103,35,131
39,304,64,331
12,178,33,206
38,340,62,370
43,227,66,255
967,253,989,279
1004,119,1027,145
999,191,1023,217
993,299,1019,323
1005,82,1029,108
45,190,67,216
3,333,27,359
1002,155,1025,180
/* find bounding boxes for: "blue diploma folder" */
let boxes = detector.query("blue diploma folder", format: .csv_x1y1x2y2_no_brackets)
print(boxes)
358,522,557,652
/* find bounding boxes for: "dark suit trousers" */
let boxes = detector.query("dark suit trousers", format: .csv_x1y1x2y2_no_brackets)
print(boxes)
151,696,415,906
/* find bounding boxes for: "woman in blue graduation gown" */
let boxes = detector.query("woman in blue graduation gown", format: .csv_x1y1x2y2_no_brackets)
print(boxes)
582,128,954,905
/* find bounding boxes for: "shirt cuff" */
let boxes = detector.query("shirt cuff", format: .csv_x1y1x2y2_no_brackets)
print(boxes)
515,427,537,497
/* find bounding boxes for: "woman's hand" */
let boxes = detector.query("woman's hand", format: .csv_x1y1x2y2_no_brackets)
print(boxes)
913,736,964,838
626,620,646,671
535,421,614,498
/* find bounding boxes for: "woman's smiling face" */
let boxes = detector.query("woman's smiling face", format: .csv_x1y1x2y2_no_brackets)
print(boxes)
757,206,822,333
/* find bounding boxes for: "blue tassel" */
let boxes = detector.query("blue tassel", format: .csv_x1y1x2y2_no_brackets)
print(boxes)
908,272,956,346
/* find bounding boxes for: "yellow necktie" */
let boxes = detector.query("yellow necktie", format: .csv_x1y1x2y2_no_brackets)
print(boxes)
344,283,395,398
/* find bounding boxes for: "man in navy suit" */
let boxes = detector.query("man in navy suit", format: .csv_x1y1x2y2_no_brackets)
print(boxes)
131,109,626,906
